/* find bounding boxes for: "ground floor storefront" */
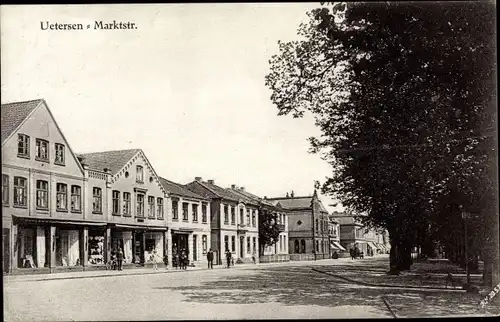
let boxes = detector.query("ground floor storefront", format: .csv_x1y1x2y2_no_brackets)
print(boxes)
3,217,169,275
170,229,211,267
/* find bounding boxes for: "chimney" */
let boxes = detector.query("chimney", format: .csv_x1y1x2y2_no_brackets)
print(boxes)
195,177,202,182
231,184,237,189
208,179,215,184
264,196,267,200
240,187,245,191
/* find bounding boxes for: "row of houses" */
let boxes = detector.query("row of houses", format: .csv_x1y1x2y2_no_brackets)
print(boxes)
1,99,389,275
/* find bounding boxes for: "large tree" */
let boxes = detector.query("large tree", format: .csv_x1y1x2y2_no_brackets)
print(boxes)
266,1,497,282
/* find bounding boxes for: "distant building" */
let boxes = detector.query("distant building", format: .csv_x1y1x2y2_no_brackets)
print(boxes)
331,211,390,256
268,190,330,261
185,178,259,265
328,215,346,257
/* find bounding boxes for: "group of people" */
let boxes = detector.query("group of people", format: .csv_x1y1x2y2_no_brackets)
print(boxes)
349,246,364,260
173,249,189,270
109,248,124,270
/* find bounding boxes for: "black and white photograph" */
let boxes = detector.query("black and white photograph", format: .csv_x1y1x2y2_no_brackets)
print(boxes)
1,2,499,320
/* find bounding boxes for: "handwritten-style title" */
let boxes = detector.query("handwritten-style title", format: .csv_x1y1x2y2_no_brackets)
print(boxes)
41,21,137,30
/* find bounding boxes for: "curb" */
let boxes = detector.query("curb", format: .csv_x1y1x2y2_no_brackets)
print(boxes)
311,268,467,292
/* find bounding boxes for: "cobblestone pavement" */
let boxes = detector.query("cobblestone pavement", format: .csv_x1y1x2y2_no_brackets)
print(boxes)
4,256,499,320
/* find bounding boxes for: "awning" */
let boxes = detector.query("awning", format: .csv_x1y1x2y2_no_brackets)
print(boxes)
367,241,378,250
354,240,368,244
333,241,346,251
112,224,167,231
330,242,340,250
13,216,106,227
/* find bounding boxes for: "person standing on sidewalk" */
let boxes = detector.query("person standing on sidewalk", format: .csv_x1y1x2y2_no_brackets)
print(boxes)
207,248,214,269
117,248,124,271
225,250,232,268
152,250,159,271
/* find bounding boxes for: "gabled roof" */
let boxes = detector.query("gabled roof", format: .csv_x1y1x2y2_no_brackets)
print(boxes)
268,196,328,213
77,149,141,174
226,188,260,206
1,99,43,143
188,181,240,202
159,177,207,200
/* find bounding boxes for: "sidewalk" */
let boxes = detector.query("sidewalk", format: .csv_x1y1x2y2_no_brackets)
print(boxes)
3,257,349,282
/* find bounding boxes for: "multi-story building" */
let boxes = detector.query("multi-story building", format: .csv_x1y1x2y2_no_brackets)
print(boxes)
159,177,210,267
331,211,390,256
185,178,259,265
2,99,89,274
328,214,346,257
77,149,169,267
228,186,289,261
268,190,330,261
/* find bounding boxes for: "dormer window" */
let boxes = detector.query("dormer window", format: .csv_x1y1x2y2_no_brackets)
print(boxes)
35,139,49,162
55,143,65,165
17,134,30,158
136,165,144,183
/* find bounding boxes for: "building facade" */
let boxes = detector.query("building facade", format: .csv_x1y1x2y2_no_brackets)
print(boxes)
328,215,346,257
185,178,259,265
159,177,211,267
268,190,330,261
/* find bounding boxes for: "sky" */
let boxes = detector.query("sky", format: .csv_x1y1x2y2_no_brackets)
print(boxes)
1,4,343,212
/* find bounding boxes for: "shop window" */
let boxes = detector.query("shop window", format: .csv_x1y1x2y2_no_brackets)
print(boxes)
17,227,38,268
252,211,256,227
294,240,300,253
17,134,30,158
13,176,27,207
2,174,9,205
136,193,145,217
56,229,80,266
93,187,102,213
148,196,155,218
123,192,131,216
247,237,251,254
157,197,163,218
182,202,189,221
224,204,229,224
201,203,207,223
172,199,179,220
36,180,49,210
146,239,156,252
88,232,105,265
35,139,49,162
56,183,68,211
224,235,229,252
300,239,306,253
55,143,65,165
136,165,144,183
71,185,81,212
253,237,256,254
231,236,235,252
202,235,207,254
112,190,120,215
192,204,198,222
230,206,235,225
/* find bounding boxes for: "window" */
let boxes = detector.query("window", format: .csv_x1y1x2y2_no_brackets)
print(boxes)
239,208,244,225
294,240,300,253
315,219,319,231
316,240,319,252
123,192,131,216
320,220,323,233
182,202,189,221
136,165,144,183
55,143,65,165
224,235,229,251
148,196,155,217
112,190,120,215
35,139,49,161
224,205,229,224
157,198,163,218
301,240,306,253
136,193,144,217
230,206,235,225
192,204,198,222
247,237,251,254
71,185,81,212
13,177,27,207
56,183,68,211
202,235,208,254
252,237,256,254
246,209,250,225
93,187,102,213
18,134,30,158
231,236,235,252
36,180,49,209
2,174,9,205
172,199,179,220
201,203,207,223
252,211,256,227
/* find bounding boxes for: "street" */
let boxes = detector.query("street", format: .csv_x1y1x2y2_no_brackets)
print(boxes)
4,257,499,320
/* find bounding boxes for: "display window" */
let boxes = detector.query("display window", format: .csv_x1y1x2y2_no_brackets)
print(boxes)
88,231,105,265
56,229,80,266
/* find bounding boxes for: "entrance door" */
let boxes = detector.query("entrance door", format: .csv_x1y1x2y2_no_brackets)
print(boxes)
133,232,144,264
3,229,10,273
193,235,197,261
240,236,244,258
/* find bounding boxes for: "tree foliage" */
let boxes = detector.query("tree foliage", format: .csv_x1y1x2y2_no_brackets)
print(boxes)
258,206,281,256
266,2,497,274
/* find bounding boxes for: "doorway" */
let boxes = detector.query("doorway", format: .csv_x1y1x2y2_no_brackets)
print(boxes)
3,228,10,273
239,236,244,258
133,232,144,264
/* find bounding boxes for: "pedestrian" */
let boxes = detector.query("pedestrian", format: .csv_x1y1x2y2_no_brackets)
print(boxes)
252,252,256,264
225,250,232,268
117,247,124,271
207,248,214,269
181,249,187,270
174,252,180,269
350,248,355,260
152,250,159,271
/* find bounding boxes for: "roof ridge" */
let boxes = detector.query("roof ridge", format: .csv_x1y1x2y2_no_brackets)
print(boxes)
1,98,44,106
78,148,141,155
